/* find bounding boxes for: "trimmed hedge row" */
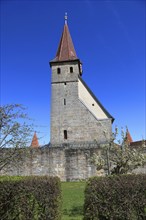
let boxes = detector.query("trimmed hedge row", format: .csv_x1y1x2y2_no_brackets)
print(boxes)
0,176,62,220
84,174,146,220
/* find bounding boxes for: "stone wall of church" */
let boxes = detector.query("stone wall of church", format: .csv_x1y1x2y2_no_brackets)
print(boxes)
51,62,79,83
51,62,112,145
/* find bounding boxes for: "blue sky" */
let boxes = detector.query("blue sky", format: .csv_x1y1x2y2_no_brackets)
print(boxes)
1,0,145,145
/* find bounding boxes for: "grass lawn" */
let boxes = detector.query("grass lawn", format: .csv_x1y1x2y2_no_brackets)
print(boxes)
61,182,86,220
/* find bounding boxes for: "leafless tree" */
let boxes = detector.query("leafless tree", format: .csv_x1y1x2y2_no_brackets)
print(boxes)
0,104,33,171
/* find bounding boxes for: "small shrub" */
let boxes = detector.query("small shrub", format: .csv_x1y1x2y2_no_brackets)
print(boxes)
84,174,146,220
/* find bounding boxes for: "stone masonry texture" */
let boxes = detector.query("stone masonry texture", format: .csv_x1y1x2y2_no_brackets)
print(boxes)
50,61,112,145
0,145,100,181
1,144,145,180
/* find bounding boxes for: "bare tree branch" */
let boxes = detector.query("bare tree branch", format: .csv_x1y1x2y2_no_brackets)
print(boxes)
0,104,33,171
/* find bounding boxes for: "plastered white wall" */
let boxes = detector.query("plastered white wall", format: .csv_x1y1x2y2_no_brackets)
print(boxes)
78,78,108,120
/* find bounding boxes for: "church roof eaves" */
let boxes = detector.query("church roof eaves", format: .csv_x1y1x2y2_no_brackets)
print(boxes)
50,58,80,66
79,76,114,123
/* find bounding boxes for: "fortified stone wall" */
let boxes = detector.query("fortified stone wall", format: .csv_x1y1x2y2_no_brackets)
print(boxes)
0,143,100,181
1,143,145,180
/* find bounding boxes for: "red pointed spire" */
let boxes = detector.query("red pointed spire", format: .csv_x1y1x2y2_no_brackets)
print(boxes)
31,132,39,148
52,15,78,62
125,129,133,144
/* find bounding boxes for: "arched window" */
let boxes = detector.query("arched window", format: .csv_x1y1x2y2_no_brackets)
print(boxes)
70,67,73,73
57,68,61,74
64,130,67,139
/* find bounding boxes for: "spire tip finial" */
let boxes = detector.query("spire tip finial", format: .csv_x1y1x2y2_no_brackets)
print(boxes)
65,12,68,24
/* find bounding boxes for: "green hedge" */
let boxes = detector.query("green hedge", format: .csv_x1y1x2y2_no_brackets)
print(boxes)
0,176,62,220
84,174,146,220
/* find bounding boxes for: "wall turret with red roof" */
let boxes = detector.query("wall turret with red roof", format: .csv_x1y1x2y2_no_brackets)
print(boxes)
30,132,39,148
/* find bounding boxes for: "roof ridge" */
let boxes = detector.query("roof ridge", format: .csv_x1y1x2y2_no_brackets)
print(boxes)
65,24,70,60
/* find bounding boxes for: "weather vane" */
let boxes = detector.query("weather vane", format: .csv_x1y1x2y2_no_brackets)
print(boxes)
65,12,68,24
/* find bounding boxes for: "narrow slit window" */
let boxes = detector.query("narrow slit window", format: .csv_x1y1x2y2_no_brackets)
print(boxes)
64,99,66,105
64,82,66,85
57,68,61,74
70,67,73,73
64,130,67,139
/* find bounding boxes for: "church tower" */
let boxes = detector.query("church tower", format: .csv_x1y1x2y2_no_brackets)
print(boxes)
50,15,114,145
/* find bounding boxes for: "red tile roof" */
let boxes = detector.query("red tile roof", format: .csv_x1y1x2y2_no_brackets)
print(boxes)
31,132,39,148
125,130,133,144
52,23,78,62
130,140,146,147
